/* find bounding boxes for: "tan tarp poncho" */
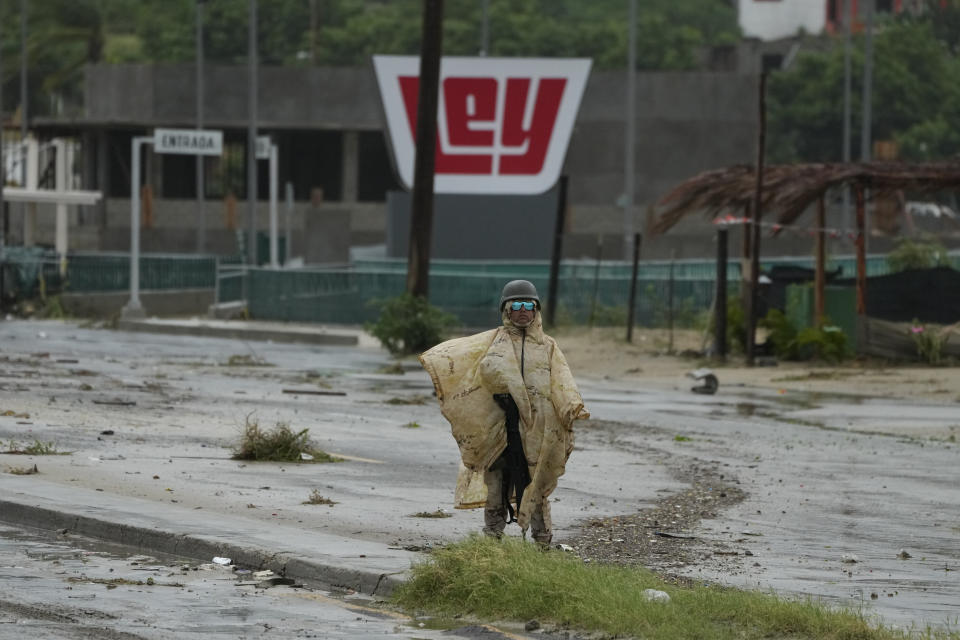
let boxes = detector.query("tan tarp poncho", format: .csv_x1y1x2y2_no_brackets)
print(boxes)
419,312,589,530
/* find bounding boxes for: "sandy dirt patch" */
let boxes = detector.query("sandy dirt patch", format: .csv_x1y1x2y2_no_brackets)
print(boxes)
553,326,960,404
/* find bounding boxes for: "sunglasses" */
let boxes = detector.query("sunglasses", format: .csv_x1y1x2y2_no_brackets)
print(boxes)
510,301,536,311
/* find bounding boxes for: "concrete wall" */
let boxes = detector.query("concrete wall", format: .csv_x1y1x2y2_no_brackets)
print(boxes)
51,65,771,259
85,64,383,130
61,289,214,318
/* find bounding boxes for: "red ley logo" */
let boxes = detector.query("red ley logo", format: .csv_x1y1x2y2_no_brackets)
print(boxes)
374,56,591,195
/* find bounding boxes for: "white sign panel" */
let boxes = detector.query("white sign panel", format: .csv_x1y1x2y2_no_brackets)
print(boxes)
255,136,272,160
154,128,223,156
373,55,591,195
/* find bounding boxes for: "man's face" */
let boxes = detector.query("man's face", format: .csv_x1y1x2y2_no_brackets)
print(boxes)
507,300,536,327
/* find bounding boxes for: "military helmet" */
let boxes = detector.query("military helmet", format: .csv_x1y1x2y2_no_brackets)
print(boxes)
499,279,540,311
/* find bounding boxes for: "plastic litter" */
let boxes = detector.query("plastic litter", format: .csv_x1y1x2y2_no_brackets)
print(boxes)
643,589,671,603
686,368,718,395
300,452,314,461
212,557,232,565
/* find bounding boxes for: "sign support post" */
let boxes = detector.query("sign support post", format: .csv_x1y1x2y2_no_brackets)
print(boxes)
124,128,223,318
122,136,153,319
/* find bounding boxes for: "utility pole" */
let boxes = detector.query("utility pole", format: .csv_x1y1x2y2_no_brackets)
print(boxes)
1,11,5,257
196,0,206,253
861,0,874,251
841,0,852,231
479,0,489,56
623,0,636,261
406,0,444,298
19,0,28,243
745,73,767,366
247,0,259,265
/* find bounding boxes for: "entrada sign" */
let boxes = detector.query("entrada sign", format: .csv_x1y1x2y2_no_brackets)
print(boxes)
154,128,223,156
373,56,591,195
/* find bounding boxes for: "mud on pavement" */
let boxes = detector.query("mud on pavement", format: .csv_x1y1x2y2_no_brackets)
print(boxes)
562,419,748,581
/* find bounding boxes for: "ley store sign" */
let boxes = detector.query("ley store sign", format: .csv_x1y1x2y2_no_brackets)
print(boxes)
374,56,591,195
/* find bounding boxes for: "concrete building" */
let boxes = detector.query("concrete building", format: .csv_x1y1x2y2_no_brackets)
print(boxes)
15,62,806,261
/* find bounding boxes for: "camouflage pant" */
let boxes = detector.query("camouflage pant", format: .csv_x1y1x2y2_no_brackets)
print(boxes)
482,456,552,544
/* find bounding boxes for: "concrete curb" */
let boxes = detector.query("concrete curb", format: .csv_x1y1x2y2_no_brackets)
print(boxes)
117,319,359,346
0,496,409,597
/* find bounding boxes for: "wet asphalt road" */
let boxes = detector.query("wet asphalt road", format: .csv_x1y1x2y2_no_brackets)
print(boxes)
1,319,959,632
0,523,522,640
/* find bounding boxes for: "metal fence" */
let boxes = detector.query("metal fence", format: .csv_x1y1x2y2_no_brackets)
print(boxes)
3,248,960,328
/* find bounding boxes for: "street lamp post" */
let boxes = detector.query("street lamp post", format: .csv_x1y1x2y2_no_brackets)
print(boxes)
196,0,206,253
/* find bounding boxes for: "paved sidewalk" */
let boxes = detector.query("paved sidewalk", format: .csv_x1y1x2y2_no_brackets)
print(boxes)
0,476,415,596
117,317,376,347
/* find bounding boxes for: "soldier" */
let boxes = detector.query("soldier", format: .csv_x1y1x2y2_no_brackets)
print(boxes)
420,280,589,545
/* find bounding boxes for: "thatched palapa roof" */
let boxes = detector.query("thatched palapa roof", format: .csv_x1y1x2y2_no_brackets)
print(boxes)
652,161,960,235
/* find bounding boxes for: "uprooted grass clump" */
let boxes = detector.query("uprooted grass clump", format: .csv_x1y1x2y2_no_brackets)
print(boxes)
409,509,452,518
2,440,67,455
231,418,341,463
5,464,38,475
394,535,952,640
302,489,338,506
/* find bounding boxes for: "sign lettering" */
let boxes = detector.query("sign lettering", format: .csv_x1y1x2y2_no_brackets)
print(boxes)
153,128,223,156
374,56,591,195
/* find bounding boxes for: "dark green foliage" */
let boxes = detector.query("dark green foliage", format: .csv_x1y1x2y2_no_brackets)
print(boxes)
367,293,459,356
886,235,950,273
3,0,740,117
768,8,960,163
760,310,850,363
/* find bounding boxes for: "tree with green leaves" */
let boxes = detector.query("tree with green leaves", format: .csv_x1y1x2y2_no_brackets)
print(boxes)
768,4,960,163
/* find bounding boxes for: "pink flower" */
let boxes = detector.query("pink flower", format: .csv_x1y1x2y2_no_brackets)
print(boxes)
910,326,924,334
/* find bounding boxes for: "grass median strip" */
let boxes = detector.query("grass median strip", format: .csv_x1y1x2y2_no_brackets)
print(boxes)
394,535,957,640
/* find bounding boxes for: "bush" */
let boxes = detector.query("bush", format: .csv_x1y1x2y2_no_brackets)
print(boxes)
367,293,459,356
707,295,747,354
886,235,950,272
760,309,850,363
909,320,950,366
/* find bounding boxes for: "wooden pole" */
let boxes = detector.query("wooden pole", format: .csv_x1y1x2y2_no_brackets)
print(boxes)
715,228,728,359
815,194,826,326
406,0,444,298
626,232,642,342
746,72,766,366
546,175,568,328
855,183,867,316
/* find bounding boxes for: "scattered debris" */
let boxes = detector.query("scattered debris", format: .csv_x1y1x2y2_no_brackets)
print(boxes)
377,362,406,375
5,464,38,475
302,490,338,506
385,395,430,405
525,620,541,631
643,589,671,603
2,440,64,455
654,531,697,540
897,549,912,560
841,554,859,564
253,570,275,579
0,410,30,419
402,422,421,429
92,399,136,406
281,388,347,396
410,510,452,519
556,544,575,553
686,368,718,395
226,354,273,367
231,417,342,463
212,557,232,566
258,577,297,588
100,430,115,436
